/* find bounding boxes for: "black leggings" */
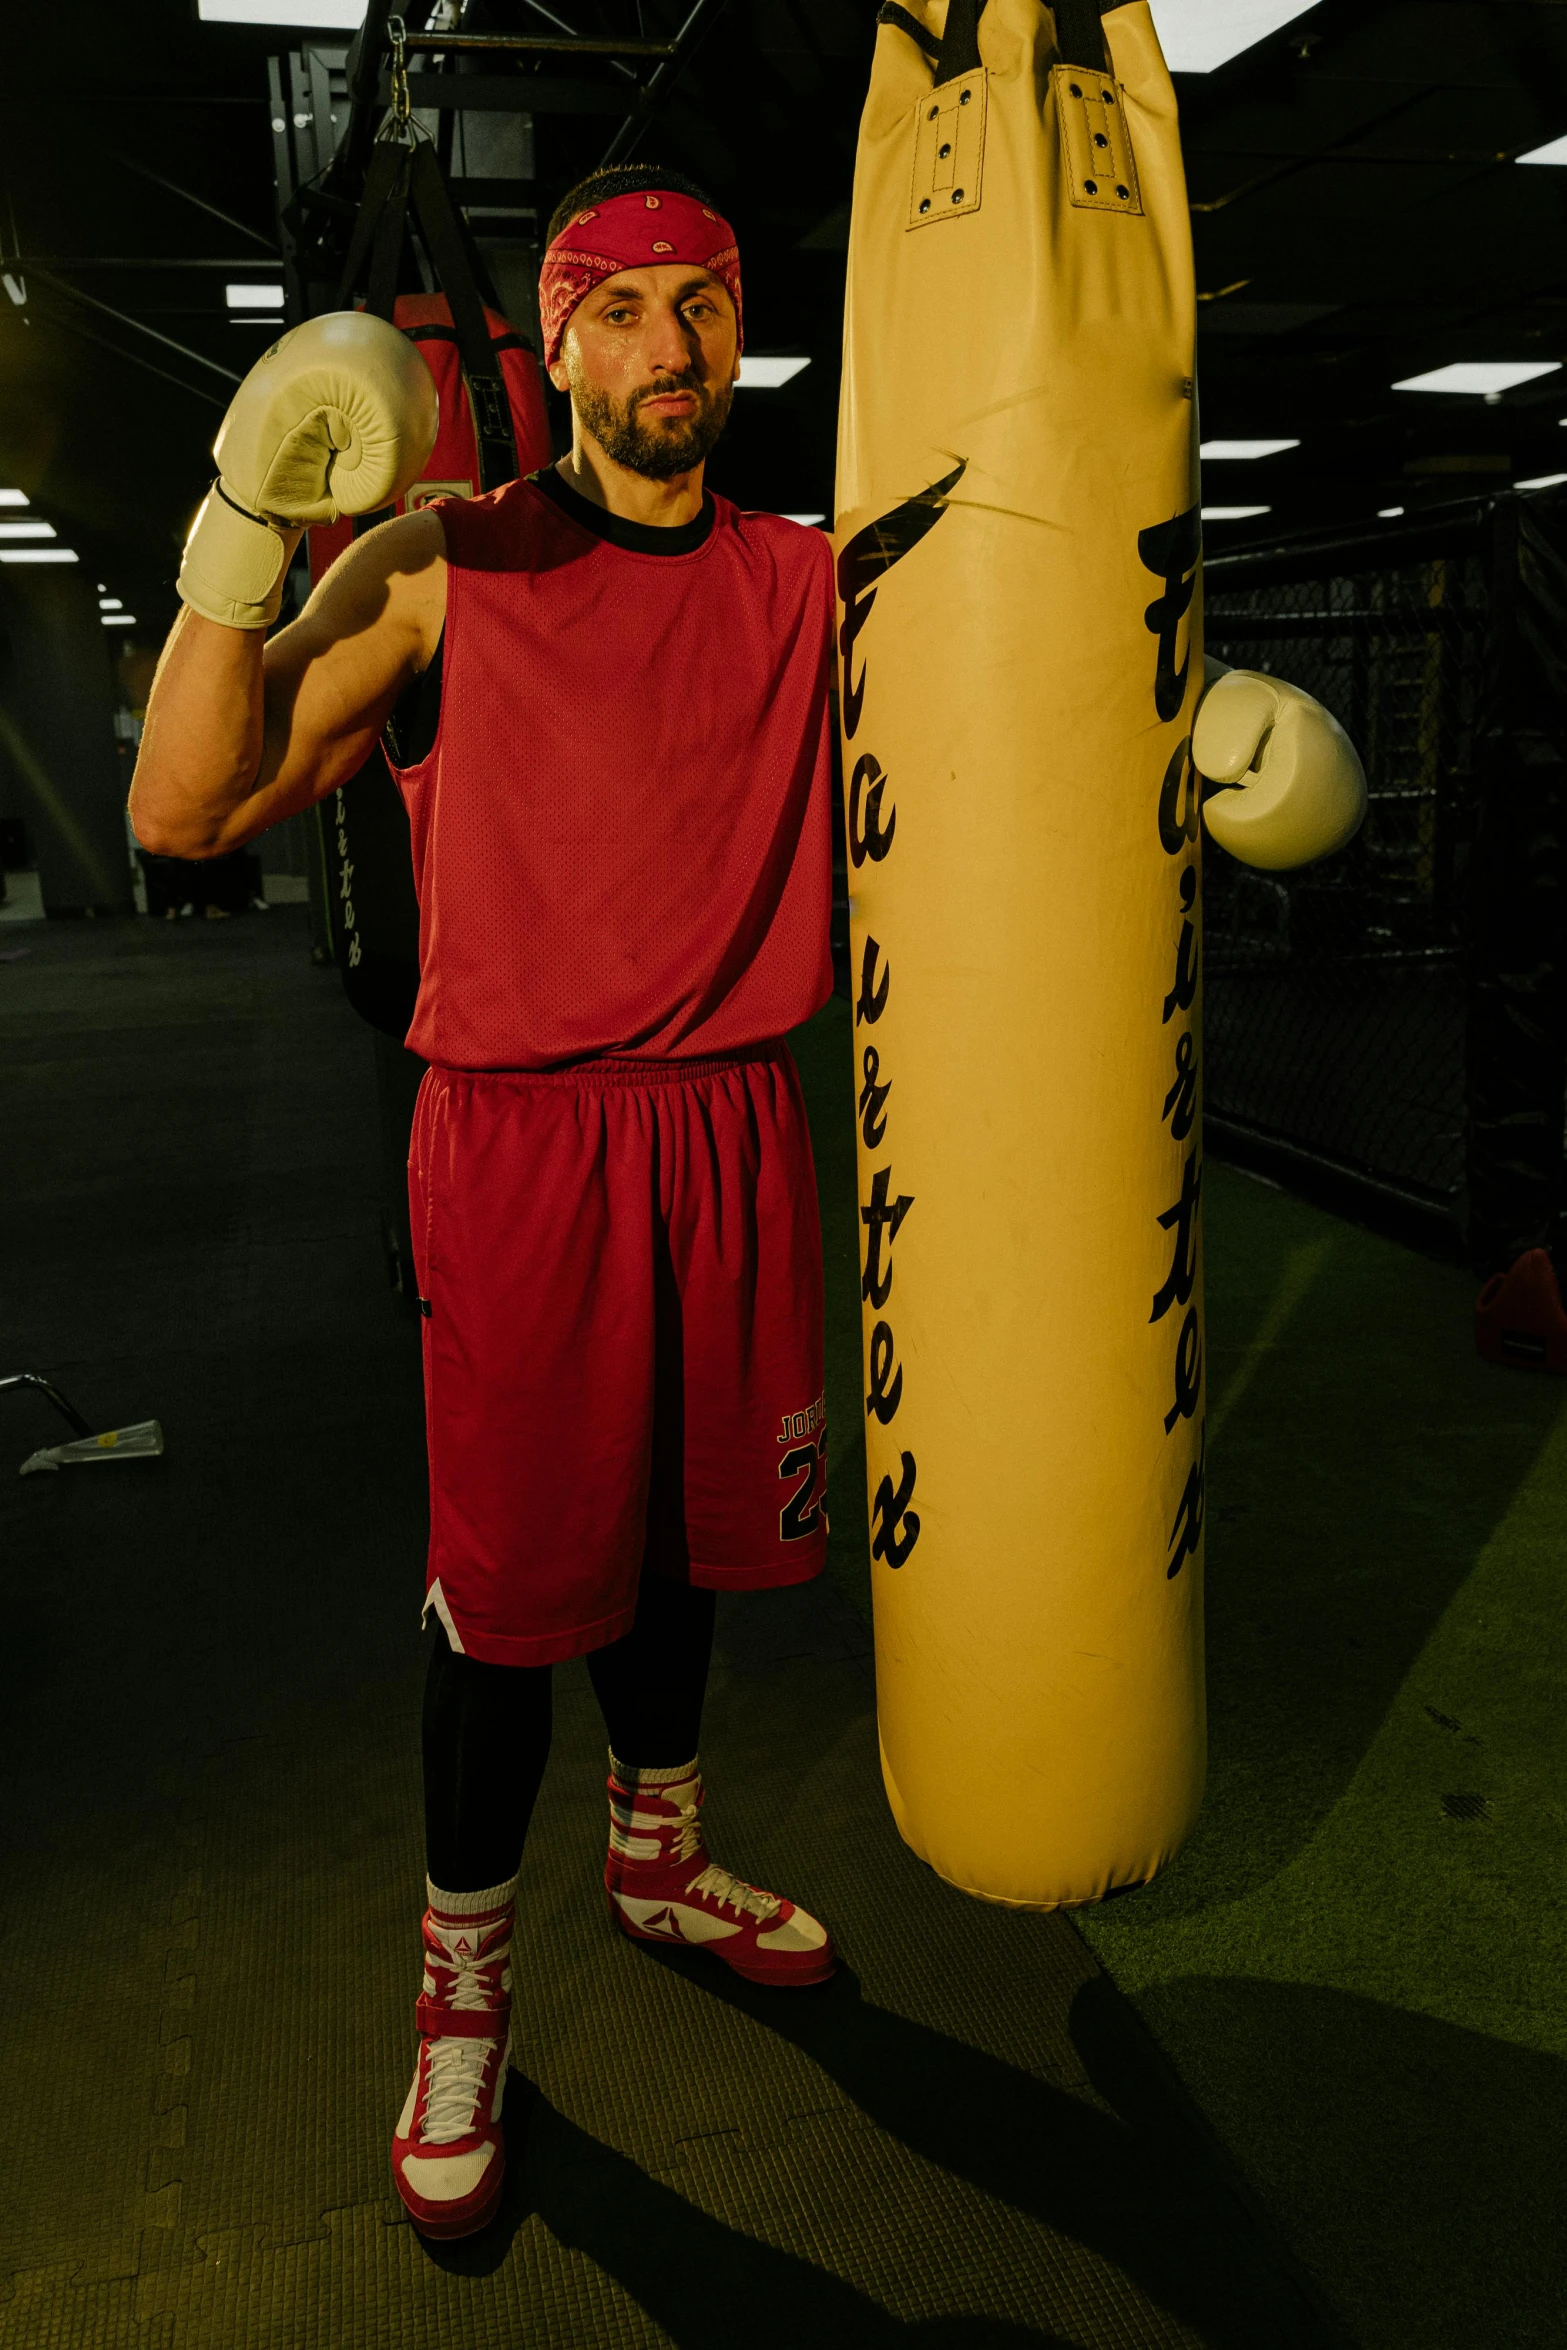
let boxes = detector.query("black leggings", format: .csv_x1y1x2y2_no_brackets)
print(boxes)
422,1575,716,1893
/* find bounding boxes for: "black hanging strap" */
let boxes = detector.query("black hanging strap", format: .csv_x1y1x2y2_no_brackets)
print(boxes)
1055,1,1113,71
875,3,939,59
935,0,983,80
407,140,519,494
365,148,412,324
331,126,522,500
335,138,406,314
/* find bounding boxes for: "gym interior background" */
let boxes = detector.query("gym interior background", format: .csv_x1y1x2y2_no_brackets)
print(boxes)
3,2,1567,2344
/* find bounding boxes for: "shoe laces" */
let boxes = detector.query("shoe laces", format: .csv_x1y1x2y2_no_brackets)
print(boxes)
684,1859,781,1921
427,1924,509,2014
667,1797,706,1866
420,2033,498,2145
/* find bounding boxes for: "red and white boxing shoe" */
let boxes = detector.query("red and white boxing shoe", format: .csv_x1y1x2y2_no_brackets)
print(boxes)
604,1758,835,1988
391,1882,515,2240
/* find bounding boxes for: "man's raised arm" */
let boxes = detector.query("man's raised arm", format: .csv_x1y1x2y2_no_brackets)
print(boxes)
129,311,444,860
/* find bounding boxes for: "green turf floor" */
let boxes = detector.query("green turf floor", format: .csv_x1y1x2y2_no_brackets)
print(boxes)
791,996,1567,2350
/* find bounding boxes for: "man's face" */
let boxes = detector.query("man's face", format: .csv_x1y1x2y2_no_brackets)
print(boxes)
551,262,739,481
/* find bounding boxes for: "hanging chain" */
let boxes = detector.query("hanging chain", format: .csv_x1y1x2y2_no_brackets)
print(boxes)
387,14,413,141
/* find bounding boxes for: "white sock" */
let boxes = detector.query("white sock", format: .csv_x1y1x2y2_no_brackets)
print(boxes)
608,1752,699,1790
425,1874,517,1920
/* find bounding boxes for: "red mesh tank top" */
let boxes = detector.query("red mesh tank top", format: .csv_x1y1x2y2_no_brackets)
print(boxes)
390,476,835,1070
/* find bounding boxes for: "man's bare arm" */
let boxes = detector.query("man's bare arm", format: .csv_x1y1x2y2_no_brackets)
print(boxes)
129,506,447,860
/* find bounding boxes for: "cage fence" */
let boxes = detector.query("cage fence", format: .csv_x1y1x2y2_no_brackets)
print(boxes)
1202,490,1567,1276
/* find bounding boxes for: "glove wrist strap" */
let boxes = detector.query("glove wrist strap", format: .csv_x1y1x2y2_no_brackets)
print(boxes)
177,482,302,632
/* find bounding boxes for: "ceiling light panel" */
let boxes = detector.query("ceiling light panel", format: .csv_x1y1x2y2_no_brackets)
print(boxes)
0,521,57,539
1394,361,1561,395
738,358,810,390
1200,438,1300,460
1201,505,1271,520
199,1,362,25
0,548,79,563
0,488,29,507
225,284,285,310
1517,473,1567,490
99,612,139,626
1517,133,1567,166
1148,0,1320,74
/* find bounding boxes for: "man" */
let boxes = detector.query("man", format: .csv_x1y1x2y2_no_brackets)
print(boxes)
130,164,839,2244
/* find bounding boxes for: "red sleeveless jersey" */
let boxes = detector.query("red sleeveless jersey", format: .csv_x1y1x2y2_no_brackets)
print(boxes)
391,478,835,1070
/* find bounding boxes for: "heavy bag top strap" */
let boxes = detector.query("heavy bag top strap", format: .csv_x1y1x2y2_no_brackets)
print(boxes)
899,0,1113,78
408,141,519,495
935,0,983,80
1054,1,1114,70
365,148,413,324
335,137,406,315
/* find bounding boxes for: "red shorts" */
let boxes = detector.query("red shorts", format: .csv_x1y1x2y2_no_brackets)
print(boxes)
409,1045,827,1665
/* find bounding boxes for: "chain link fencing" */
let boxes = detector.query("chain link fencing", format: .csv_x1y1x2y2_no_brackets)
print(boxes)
1202,491,1567,1271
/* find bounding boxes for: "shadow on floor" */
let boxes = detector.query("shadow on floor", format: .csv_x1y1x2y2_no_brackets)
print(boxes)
1133,1977,1567,2350
1110,1166,1566,1919
426,2087,1079,2346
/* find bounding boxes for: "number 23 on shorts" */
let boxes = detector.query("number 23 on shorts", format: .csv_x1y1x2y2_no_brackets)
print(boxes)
778,1427,828,1541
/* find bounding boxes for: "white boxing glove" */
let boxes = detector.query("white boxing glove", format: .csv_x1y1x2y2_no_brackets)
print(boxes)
1194,662,1368,871
178,311,440,630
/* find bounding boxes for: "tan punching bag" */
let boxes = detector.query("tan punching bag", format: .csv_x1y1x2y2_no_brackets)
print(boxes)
836,0,1206,1907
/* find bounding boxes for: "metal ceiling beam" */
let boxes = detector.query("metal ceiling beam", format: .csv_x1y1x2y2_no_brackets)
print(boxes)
379,71,627,115
600,0,730,166
23,263,241,384
99,146,279,254
400,34,674,58
16,257,282,270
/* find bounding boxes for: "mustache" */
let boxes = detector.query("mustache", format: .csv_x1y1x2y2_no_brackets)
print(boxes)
632,372,712,409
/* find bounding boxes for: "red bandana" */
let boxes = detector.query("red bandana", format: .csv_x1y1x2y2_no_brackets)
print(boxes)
538,189,743,371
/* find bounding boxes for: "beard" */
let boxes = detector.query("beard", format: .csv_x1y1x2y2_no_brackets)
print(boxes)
568,363,734,482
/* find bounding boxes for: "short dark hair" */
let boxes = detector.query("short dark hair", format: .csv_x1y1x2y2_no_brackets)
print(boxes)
546,164,720,249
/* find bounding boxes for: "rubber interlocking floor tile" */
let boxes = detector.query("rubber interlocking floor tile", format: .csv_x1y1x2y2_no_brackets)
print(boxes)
0,914,1348,2347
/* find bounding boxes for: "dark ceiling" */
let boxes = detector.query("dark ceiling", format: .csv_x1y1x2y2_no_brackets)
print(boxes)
5,0,1567,646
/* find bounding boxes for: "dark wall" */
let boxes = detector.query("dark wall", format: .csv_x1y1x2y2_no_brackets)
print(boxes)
0,568,134,916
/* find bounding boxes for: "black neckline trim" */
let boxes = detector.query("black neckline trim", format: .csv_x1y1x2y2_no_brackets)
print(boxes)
529,466,715,557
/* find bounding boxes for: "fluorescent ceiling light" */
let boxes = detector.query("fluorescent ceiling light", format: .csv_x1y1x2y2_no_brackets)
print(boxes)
1517,133,1567,166
1517,473,1567,490
199,1,362,25
1201,437,1300,460
0,548,79,563
782,513,826,526
1202,505,1271,520
99,612,139,626
1378,506,1406,518
1394,360,1560,395
99,597,123,610
1148,0,1319,73
738,357,809,389
225,283,285,310
0,488,29,507
0,520,56,539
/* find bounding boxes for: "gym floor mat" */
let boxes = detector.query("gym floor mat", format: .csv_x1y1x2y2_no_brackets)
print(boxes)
0,914,1346,2348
